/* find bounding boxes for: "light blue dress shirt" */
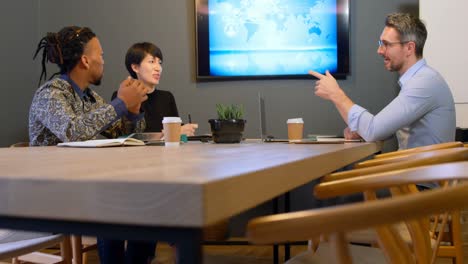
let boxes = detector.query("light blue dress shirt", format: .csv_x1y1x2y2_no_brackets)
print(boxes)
348,59,456,149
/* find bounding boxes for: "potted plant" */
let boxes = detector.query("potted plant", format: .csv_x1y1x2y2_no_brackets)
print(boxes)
209,104,246,143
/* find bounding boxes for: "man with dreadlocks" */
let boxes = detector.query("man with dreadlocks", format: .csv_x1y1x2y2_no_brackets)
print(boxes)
29,26,149,146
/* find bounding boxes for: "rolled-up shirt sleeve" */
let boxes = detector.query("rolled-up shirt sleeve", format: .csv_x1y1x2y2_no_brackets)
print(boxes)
347,87,434,142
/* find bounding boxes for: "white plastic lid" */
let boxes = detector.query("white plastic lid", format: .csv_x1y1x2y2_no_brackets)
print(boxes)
287,118,304,124
162,117,182,123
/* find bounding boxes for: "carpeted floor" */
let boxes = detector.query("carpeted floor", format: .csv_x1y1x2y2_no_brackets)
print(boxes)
78,242,463,264
84,242,308,264
0,241,464,263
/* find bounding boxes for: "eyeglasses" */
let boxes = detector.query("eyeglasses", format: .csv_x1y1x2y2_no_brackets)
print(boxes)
378,40,409,49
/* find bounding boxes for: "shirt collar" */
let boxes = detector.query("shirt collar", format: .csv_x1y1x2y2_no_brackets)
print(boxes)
398,58,426,88
60,74,95,102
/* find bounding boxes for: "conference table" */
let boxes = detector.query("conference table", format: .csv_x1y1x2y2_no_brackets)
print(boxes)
0,140,381,263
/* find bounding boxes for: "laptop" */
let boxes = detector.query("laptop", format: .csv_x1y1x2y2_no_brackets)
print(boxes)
127,132,164,145
258,93,288,143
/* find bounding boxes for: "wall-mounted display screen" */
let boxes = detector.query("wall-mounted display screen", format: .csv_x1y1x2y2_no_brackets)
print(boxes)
195,0,350,80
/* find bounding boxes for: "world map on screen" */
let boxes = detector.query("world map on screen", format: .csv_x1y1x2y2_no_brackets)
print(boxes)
209,0,338,76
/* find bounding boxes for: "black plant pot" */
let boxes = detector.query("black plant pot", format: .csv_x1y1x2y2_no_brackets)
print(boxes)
209,119,246,143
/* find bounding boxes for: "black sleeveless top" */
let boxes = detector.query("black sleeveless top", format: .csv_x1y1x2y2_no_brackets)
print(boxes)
112,89,179,132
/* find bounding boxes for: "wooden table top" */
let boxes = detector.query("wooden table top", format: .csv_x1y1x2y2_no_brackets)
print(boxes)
0,141,381,228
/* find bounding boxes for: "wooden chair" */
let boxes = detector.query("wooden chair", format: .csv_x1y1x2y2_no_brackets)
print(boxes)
373,141,462,159
9,142,95,264
70,237,96,264
321,147,467,264
354,141,463,169
248,162,468,263
315,160,467,264
322,147,468,182
9,142,30,148
0,230,71,264
3,143,72,263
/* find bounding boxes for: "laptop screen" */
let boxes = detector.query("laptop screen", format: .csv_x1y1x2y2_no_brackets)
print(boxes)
258,92,267,140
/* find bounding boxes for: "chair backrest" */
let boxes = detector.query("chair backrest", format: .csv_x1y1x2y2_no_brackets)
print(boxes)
5,143,73,263
315,161,468,264
248,162,468,264
373,141,463,160
10,142,30,148
9,141,96,264
355,141,464,169
322,147,468,182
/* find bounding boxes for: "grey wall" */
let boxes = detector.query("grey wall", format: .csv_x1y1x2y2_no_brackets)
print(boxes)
0,1,39,147
0,0,419,236
0,0,417,236
0,1,417,149
0,0,417,148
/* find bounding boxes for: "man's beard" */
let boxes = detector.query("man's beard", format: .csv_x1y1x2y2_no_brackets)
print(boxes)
389,64,402,72
91,75,102,86
386,60,403,73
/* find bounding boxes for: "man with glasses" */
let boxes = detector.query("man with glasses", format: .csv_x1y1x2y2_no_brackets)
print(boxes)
309,13,455,149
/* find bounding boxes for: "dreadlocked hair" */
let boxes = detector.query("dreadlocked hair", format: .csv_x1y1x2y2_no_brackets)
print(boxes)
33,26,96,85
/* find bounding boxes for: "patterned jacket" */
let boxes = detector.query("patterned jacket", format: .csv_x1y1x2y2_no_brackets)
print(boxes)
29,78,145,146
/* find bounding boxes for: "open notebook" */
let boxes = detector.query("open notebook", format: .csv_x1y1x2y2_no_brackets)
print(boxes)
57,138,145,148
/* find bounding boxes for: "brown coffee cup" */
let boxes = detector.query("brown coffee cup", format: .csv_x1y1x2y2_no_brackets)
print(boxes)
287,118,304,142
162,117,182,147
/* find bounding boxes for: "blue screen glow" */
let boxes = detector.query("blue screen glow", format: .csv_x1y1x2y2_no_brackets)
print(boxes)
208,0,338,76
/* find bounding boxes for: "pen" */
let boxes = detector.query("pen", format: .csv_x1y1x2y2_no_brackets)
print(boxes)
188,114,192,124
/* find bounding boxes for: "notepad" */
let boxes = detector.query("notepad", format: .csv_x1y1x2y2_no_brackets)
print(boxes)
290,137,363,144
57,138,145,148
308,134,341,140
